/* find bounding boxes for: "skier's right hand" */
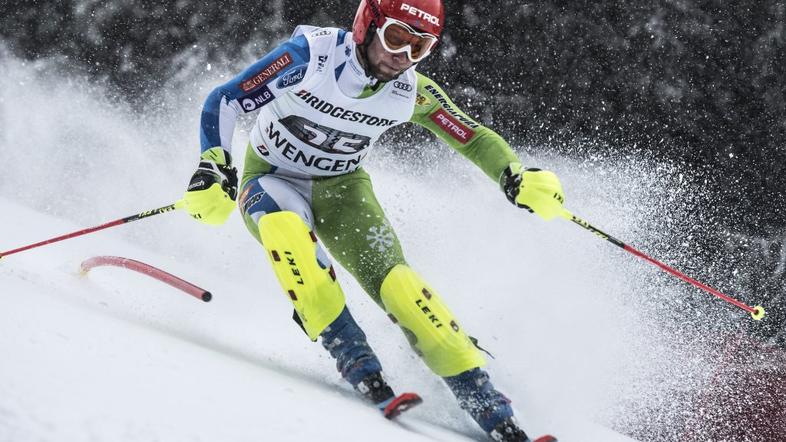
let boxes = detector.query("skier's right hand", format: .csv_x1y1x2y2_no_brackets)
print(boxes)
182,147,238,226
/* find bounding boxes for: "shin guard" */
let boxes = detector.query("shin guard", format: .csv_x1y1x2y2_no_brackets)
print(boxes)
259,211,345,341
380,264,485,377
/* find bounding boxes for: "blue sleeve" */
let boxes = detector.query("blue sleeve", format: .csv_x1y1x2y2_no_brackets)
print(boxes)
200,35,311,153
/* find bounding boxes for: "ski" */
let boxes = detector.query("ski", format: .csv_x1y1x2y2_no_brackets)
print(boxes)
532,435,557,442
382,392,423,419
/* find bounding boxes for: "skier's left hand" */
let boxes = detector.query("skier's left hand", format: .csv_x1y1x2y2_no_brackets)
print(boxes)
501,162,565,221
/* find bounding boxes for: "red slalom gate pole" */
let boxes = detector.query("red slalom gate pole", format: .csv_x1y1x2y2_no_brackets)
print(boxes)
0,201,185,260
560,209,766,321
81,256,211,302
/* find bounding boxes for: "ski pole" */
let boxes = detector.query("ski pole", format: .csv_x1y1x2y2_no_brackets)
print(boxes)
0,200,186,260
560,209,766,321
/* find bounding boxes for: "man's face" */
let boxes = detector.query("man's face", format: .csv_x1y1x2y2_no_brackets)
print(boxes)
365,32,415,82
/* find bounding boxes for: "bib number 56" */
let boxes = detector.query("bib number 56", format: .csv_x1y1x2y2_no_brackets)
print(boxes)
281,115,370,154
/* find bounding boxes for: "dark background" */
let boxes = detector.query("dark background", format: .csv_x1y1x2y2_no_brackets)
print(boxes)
1,0,784,343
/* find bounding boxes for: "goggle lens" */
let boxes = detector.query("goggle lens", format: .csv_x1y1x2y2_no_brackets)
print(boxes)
378,20,438,62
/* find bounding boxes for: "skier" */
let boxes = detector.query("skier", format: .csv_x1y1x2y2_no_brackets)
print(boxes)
182,1,564,440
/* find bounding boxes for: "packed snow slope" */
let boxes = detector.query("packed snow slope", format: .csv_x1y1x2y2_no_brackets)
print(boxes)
0,53,744,441
0,197,638,442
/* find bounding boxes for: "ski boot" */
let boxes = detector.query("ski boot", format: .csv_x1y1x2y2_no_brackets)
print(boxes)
489,416,530,441
355,371,395,404
356,372,422,419
319,309,422,419
445,368,553,441
490,417,557,442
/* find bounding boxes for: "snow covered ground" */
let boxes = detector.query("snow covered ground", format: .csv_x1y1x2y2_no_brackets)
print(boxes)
0,197,639,442
0,55,728,441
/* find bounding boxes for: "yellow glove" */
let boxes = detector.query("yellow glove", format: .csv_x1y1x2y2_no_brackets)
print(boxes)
501,162,565,221
182,147,238,225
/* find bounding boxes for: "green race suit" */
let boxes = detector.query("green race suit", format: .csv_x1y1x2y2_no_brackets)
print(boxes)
238,72,518,304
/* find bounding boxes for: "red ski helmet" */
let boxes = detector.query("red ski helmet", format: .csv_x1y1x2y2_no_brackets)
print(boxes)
352,0,445,45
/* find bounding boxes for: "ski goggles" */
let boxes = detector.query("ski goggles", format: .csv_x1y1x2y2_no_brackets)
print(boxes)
376,17,438,63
